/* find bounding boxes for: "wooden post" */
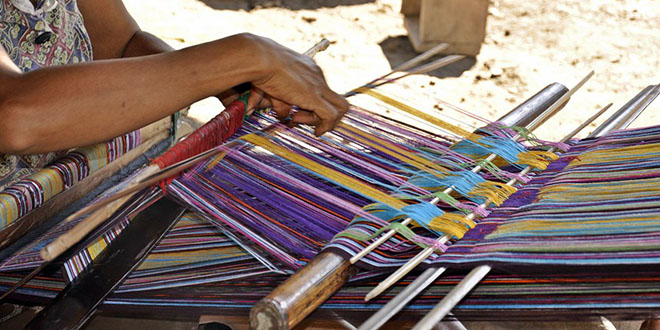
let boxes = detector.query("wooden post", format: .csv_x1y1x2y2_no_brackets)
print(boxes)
402,0,489,56
249,252,358,330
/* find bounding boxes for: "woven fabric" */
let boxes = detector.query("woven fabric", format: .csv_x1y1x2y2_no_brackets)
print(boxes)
0,131,142,230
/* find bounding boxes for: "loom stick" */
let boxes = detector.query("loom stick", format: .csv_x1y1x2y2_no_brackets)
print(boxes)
345,55,465,98
345,43,449,96
365,71,596,301
249,82,571,330
0,118,171,251
357,103,613,330
25,196,186,330
393,43,450,72
589,84,659,138
411,87,659,330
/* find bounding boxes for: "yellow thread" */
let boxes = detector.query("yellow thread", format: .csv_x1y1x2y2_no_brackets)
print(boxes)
241,133,409,210
427,214,471,239
470,181,518,206
337,124,449,177
356,88,474,138
515,150,559,170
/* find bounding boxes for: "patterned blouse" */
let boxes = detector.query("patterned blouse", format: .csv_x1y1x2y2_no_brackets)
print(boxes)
0,0,93,191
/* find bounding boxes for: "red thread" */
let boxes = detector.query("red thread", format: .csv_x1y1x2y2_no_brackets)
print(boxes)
152,99,246,185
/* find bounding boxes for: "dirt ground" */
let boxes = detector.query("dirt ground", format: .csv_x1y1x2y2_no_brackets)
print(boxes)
124,0,659,142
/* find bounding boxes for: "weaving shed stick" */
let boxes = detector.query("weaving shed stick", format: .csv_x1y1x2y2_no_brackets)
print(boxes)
364,71,595,301
410,84,660,330
249,80,574,330
358,101,613,330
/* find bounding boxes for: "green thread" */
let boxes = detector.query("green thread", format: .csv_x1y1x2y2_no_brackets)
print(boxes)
238,92,251,121
333,222,431,249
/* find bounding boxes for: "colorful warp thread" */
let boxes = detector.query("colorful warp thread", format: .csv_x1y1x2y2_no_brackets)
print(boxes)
103,270,660,318
7,212,659,318
2,105,660,319
3,206,659,317
0,210,277,301
114,212,280,293
327,125,660,271
152,97,246,170
0,131,142,229
168,104,550,269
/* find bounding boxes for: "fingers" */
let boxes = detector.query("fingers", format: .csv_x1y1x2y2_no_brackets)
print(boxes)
291,110,321,126
299,97,340,136
247,88,268,111
322,89,350,129
270,98,292,120
270,91,347,136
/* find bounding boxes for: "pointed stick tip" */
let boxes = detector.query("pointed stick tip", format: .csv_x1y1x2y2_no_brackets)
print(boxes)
364,285,385,302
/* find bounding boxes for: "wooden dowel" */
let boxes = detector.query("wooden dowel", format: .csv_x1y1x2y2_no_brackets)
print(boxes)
250,252,358,330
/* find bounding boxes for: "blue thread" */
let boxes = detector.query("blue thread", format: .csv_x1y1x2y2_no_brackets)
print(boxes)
452,135,526,165
407,169,486,204
401,202,445,232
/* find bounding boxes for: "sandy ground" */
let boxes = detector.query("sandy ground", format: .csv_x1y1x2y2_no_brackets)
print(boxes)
123,0,659,142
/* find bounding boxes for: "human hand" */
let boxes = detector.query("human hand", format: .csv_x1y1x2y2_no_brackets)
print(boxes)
245,35,349,136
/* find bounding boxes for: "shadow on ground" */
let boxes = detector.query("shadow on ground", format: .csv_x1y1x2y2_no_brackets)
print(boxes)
199,0,374,11
379,36,476,78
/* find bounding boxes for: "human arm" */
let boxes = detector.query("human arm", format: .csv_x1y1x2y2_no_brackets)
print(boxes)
78,0,279,110
0,0,348,154
0,30,348,155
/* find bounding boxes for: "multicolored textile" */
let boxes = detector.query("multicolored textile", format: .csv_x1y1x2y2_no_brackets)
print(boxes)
430,125,660,269
0,0,93,190
0,131,142,230
167,108,550,270
0,209,281,301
